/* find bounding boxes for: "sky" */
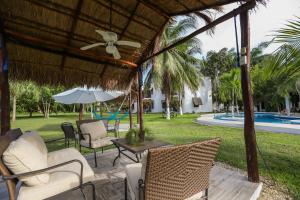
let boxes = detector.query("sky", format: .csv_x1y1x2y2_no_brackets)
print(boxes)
198,0,300,56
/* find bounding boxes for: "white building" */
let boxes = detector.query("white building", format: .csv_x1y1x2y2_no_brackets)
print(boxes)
133,77,213,113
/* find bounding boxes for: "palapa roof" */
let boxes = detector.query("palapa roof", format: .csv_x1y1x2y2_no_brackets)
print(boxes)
0,0,243,90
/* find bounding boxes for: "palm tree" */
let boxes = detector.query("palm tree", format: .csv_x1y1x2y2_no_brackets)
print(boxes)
274,16,300,50
219,68,242,115
150,15,207,119
251,45,300,114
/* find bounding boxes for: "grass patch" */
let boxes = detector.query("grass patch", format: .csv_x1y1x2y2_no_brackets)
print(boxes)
11,112,300,199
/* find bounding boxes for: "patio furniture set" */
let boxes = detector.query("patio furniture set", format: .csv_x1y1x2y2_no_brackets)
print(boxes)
0,119,220,200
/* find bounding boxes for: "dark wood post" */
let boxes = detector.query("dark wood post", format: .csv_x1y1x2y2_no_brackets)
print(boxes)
129,89,133,129
79,103,83,120
136,73,140,125
0,21,10,135
137,67,144,141
240,10,259,182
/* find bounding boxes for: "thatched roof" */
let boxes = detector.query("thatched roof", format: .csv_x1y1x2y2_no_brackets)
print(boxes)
0,0,244,90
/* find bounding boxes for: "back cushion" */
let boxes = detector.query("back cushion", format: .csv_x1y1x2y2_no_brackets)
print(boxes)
3,133,49,186
22,131,48,156
80,121,107,141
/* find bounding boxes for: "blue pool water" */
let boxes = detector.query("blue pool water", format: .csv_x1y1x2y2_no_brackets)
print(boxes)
214,113,300,125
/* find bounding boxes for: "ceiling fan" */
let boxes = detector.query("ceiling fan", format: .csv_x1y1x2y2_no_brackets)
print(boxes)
80,30,141,59
80,0,141,59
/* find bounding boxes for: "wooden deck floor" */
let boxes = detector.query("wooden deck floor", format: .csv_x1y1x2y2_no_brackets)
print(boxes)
0,149,262,200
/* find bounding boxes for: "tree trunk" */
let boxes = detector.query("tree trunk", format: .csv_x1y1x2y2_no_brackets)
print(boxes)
90,104,93,119
285,95,291,116
259,102,262,112
231,90,235,117
235,96,240,115
179,91,183,115
12,95,16,122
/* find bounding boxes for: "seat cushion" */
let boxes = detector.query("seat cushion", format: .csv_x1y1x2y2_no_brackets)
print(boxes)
125,163,142,200
80,121,107,141
80,137,115,148
17,148,95,200
3,133,49,186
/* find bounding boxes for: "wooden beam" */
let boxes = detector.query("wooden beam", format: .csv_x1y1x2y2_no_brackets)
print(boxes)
141,1,256,63
170,0,243,16
60,0,84,70
240,8,259,183
5,29,138,68
0,21,10,135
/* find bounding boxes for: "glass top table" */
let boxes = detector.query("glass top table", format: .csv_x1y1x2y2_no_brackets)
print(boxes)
111,138,170,166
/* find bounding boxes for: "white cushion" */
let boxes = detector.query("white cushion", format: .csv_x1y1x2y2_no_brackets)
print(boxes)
17,148,95,200
125,163,142,200
3,134,49,186
80,137,115,148
23,131,48,156
80,121,107,141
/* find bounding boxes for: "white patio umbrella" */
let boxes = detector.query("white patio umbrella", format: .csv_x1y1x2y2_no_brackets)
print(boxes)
53,87,124,120
52,87,124,104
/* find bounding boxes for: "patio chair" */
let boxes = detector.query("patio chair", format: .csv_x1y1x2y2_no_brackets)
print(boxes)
125,138,221,200
76,119,116,167
61,122,79,148
0,128,96,200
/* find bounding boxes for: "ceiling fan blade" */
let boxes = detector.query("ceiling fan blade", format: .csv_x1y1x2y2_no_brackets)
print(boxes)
116,40,141,48
80,43,105,50
112,47,121,59
95,30,108,38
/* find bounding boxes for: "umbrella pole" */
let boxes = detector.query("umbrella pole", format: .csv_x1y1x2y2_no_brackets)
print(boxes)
79,103,83,120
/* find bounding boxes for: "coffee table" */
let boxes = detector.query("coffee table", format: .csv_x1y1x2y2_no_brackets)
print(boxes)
111,138,170,166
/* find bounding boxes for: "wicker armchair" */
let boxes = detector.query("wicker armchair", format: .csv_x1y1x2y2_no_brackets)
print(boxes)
125,138,221,200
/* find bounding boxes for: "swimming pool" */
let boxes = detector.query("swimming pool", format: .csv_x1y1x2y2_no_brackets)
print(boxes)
197,113,300,134
214,113,300,125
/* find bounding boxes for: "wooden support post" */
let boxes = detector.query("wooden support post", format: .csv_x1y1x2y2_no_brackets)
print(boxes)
129,89,133,129
136,73,140,125
0,21,10,135
137,67,144,141
240,10,259,183
79,103,83,121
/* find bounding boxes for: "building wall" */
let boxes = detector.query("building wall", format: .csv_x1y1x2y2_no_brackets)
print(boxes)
182,77,213,113
132,77,213,113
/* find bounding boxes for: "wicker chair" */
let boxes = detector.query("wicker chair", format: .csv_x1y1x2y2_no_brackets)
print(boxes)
125,138,221,200
76,119,116,167
61,122,79,148
0,128,95,200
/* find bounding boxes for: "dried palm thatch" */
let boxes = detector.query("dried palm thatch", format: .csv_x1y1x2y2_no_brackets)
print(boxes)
0,0,251,90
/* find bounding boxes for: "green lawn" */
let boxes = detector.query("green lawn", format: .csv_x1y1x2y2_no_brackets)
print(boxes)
11,113,300,199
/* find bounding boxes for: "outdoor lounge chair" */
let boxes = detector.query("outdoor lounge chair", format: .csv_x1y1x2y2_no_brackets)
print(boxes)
76,119,116,167
125,138,221,200
61,122,79,148
0,128,95,200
